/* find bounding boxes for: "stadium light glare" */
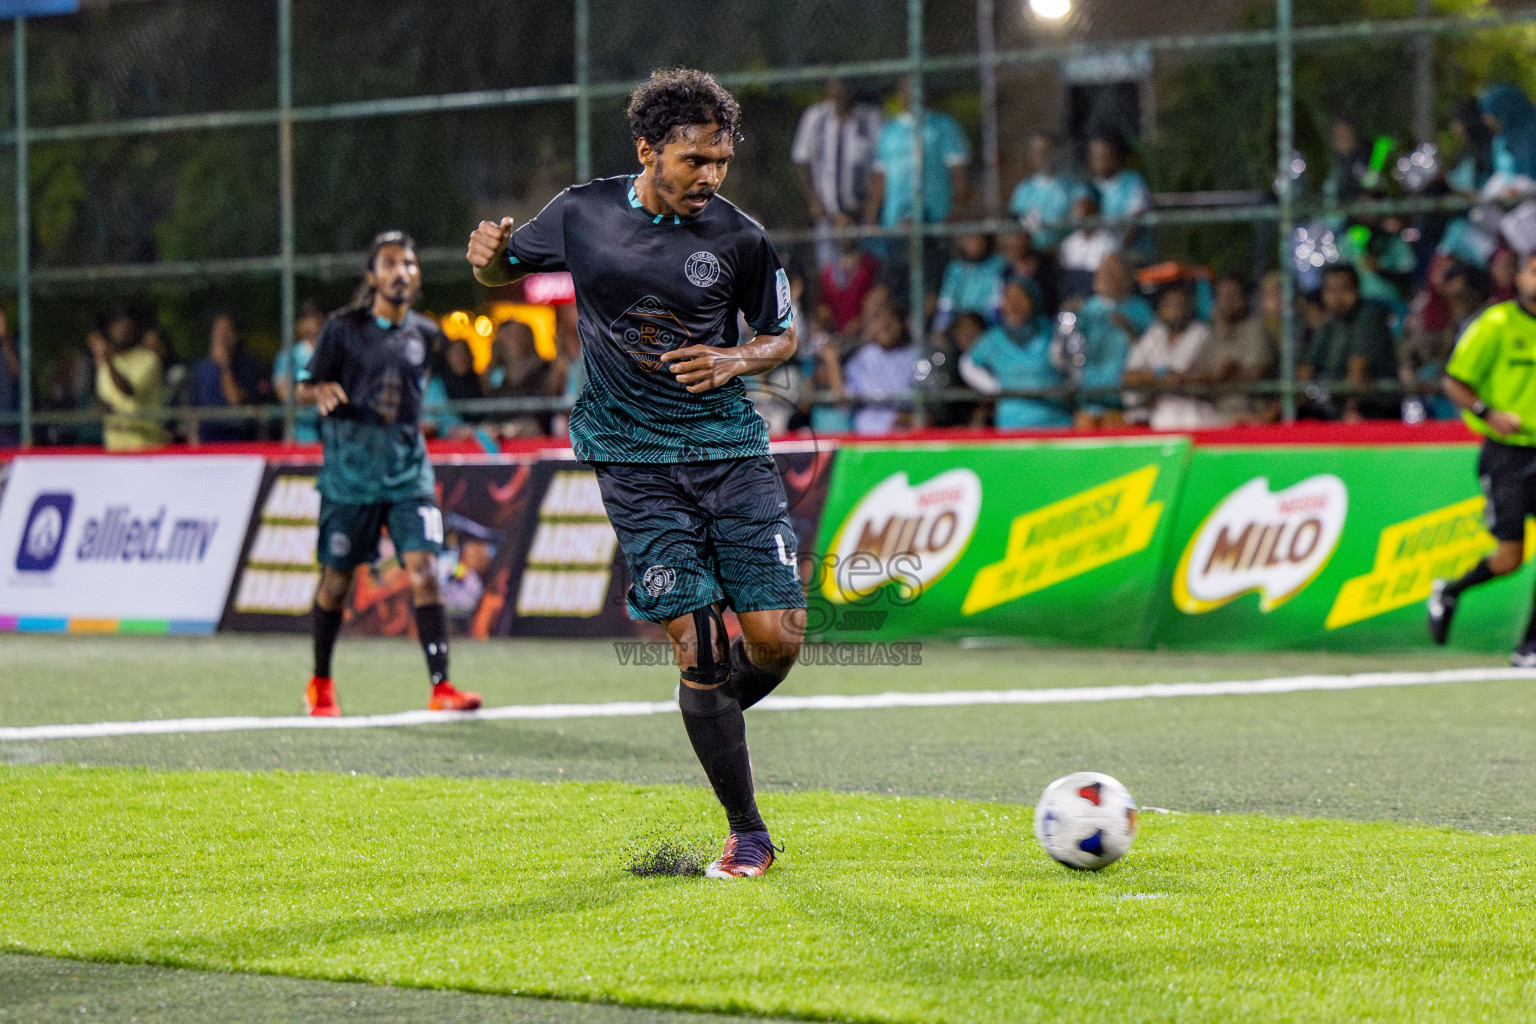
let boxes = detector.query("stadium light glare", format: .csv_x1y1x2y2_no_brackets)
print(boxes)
1028,0,1071,19
474,315,494,337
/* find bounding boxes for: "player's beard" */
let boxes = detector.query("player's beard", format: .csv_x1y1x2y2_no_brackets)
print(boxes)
656,168,714,216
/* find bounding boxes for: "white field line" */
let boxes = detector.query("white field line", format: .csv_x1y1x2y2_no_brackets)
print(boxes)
1,666,1531,743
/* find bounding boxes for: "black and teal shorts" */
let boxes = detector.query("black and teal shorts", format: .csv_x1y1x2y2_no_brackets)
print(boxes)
593,456,806,623
317,496,444,571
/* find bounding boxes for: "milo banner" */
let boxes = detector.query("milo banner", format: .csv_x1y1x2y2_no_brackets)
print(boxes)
811,439,1191,646
1147,445,1531,653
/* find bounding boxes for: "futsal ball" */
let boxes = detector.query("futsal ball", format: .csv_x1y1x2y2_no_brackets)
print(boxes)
1033,771,1138,870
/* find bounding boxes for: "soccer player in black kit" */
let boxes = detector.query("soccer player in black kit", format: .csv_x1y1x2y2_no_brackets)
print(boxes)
297,231,483,717
467,69,803,878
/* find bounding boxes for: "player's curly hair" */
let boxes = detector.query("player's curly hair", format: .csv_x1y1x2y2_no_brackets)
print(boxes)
626,68,741,150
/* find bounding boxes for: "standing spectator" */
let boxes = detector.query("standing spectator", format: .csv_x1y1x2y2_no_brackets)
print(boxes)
274,300,327,442
1009,131,1082,251
866,78,970,297
962,277,1069,429
485,318,555,437
1057,187,1119,302
1480,84,1536,181
1069,253,1155,429
933,233,1006,331
1123,284,1221,430
190,312,268,443
1206,272,1278,423
792,78,884,269
1323,116,1373,210
843,302,917,435
1088,130,1153,265
89,308,167,451
0,310,18,447
1402,260,1489,420
820,237,881,333
1299,264,1399,420
1448,97,1496,196
1489,246,1518,304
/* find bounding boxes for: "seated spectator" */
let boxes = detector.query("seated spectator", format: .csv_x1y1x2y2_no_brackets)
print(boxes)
1057,188,1119,302
921,310,988,428
1447,97,1495,197
1479,84,1536,182
0,310,17,447
801,307,855,435
89,308,167,450
962,277,1069,430
273,300,327,443
1009,131,1082,251
843,303,916,435
485,318,555,437
190,311,268,443
820,238,881,333
1490,246,1518,303
424,338,486,436
999,230,1054,315
933,233,1006,332
1299,264,1399,420
1205,272,1278,424
1088,130,1153,264
1402,259,1488,420
1323,115,1373,210
1123,284,1221,430
1067,254,1155,429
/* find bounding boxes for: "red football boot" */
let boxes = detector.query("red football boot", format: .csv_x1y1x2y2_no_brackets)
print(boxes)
305,676,340,717
428,681,482,711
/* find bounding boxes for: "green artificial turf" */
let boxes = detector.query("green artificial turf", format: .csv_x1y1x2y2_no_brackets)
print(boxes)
4,767,1535,1024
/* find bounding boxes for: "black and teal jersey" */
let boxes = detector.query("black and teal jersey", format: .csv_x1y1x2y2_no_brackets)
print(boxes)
506,175,793,464
301,307,442,504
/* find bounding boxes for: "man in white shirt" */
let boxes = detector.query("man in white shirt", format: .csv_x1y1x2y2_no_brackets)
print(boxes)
792,79,885,268
1123,284,1224,429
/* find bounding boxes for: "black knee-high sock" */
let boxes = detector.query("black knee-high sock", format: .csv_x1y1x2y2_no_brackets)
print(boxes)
1523,584,1536,644
678,682,766,835
414,603,450,686
312,602,344,679
1446,559,1497,598
729,635,790,711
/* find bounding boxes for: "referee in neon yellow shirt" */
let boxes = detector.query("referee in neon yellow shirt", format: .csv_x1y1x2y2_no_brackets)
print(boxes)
1431,250,1536,663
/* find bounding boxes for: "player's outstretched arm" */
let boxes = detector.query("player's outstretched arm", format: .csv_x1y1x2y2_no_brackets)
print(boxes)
467,217,519,288
661,325,798,394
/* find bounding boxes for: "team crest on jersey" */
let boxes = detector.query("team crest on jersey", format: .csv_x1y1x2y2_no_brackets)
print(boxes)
641,565,677,597
685,251,720,288
403,335,426,367
611,295,691,371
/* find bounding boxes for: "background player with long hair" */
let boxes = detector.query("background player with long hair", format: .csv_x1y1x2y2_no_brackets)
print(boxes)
297,231,483,716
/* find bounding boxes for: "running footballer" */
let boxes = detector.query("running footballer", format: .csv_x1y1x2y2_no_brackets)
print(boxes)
297,231,482,716
466,69,803,879
1429,250,1536,664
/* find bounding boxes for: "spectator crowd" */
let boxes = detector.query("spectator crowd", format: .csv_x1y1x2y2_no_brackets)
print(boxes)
7,76,1536,447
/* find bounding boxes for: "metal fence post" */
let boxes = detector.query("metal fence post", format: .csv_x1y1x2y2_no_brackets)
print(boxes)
977,0,1001,216
1276,0,1297,423
575,0,591,184
277,0,297,443
13,16,29,448
907,0,927,423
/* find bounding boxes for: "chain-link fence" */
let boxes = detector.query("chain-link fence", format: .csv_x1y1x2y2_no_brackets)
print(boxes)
2,0,1535,445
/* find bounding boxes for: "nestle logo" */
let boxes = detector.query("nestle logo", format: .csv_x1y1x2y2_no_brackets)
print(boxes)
16,493,73,573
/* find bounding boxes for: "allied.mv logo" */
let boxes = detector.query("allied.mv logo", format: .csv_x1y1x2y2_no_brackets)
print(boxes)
16,492,73,573
684,251,720,288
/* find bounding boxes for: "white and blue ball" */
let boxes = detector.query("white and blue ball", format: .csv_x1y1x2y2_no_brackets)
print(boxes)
1033,771,1138,870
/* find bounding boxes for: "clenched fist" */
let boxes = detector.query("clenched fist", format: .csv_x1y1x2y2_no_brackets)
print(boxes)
467,217,514,269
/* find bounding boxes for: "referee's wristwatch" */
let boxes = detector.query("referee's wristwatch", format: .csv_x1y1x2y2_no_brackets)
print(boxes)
1471,399,1491,419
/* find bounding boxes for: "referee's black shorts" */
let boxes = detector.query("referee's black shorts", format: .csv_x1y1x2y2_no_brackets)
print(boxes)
1478,438,1536,542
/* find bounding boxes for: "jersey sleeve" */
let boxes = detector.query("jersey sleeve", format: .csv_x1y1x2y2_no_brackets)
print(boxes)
302,318,342,383
506,189,571,272
1446,308,1500,388
735,231,794,337
939,114,970,167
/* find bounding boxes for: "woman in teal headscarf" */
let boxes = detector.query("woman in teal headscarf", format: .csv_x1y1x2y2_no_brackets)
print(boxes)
1480,84,1536,179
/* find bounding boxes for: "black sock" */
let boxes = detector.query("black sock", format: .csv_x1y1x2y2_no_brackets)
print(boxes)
729,635,789,711
678,681,766,835
312,602,344,679
414,603,450,686
1524,589,1536,644
1446,559,1496,598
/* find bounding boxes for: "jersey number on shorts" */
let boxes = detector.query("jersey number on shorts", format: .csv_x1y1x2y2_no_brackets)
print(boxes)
775,533,800,581
418,506,444,545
